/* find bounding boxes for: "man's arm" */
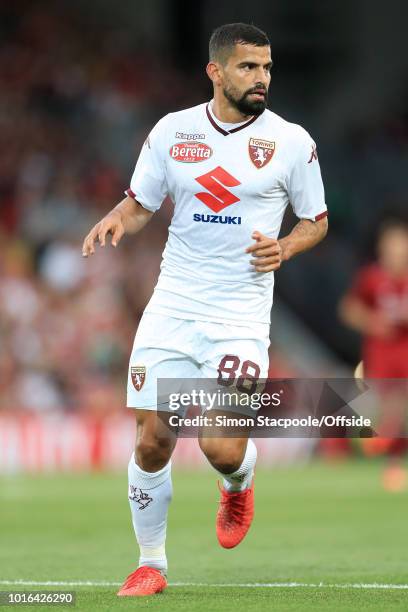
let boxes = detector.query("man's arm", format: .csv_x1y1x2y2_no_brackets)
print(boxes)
338,294,394,339
279,216,328,263
246,217,328,273
82,196,154,257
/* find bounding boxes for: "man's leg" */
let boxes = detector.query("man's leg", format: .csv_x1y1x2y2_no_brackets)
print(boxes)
118,314,201,596
118,409,177,596
129,410,177,571
198,432,256,492
195,319,269,549
199,415,257,549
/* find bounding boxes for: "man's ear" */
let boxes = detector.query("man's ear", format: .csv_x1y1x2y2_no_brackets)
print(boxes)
206,61,222,86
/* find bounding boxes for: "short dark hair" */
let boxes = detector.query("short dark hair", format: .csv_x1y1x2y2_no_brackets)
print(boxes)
378,218,408,241
209,22,270,63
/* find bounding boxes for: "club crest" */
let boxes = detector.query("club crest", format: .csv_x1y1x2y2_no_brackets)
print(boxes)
248,138,275,168
131,365,146,391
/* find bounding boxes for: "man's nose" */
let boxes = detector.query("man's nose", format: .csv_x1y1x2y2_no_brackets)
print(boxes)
254,69,269,87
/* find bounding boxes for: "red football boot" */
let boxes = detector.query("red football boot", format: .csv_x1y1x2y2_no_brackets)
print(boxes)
117,566,167,597
216,480,255,548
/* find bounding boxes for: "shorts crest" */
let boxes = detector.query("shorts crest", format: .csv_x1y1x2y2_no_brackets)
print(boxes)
131,365,146,391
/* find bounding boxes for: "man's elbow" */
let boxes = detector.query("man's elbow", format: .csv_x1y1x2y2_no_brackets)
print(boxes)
317,216,328,241
320,216,329,236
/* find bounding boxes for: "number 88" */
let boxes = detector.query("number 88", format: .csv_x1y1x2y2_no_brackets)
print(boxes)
217,355,260,394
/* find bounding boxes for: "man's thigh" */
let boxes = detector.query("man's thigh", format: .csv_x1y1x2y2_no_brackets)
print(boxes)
199,320,270,382
127,313,200,410
198,320,270,420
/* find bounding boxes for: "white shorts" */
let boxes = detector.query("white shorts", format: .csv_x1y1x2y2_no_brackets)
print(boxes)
127,312,270,410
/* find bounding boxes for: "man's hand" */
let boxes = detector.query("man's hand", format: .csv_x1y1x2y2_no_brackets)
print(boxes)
82,196,154,257
82,210,125,257
246,231,282,273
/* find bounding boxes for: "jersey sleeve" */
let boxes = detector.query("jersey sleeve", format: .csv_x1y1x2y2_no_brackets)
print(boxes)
125,115,169,212
287,129,327,222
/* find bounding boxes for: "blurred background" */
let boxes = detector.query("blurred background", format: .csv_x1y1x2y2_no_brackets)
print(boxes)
0,0,407,472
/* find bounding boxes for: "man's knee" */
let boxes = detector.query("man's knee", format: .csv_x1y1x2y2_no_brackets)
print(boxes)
135,435,173,471
199,438,245,474
134,410,175,471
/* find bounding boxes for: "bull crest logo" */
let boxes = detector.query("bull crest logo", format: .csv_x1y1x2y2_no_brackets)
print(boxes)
248,138,275,169
128,485,152,510
131,365,146,391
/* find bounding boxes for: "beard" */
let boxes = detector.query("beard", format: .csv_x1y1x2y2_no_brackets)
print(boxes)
223,83,268,116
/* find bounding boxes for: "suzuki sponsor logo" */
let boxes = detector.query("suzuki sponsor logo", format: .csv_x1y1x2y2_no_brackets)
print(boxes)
170,141,212,163
193,213,241,224
194,166,241,213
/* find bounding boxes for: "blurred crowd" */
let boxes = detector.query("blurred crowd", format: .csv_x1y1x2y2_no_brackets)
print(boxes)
1,4,407,412
0,5,184,412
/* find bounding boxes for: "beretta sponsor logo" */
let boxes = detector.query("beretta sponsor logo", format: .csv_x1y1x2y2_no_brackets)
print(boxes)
169,142,212,163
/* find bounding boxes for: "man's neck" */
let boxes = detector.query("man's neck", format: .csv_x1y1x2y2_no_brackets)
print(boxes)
211,96,253,124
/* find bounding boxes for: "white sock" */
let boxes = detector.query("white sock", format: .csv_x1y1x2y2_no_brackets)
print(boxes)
128,453,172,573
219,439,257,492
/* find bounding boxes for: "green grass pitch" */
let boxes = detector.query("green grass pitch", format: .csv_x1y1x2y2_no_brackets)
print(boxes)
1,461,407,611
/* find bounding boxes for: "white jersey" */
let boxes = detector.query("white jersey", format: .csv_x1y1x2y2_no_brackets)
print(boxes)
126,101,327,325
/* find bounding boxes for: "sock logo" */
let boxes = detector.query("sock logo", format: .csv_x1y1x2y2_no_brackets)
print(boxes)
129,485,153,510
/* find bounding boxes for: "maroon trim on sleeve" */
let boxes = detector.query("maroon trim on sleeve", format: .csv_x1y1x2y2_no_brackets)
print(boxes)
125,188,136,199
315,211,328,221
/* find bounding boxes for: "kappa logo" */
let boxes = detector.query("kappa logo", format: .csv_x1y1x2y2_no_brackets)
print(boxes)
248,138,275,169
170,142,212,163
308,144,318,164
194,166,241,213
131,365,146,391
175,132,206,140
128,485,153,510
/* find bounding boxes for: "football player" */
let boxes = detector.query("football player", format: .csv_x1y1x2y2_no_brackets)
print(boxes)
83,22,328,596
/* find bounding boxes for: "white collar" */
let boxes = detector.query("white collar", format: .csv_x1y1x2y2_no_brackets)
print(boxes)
208,100,251,130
